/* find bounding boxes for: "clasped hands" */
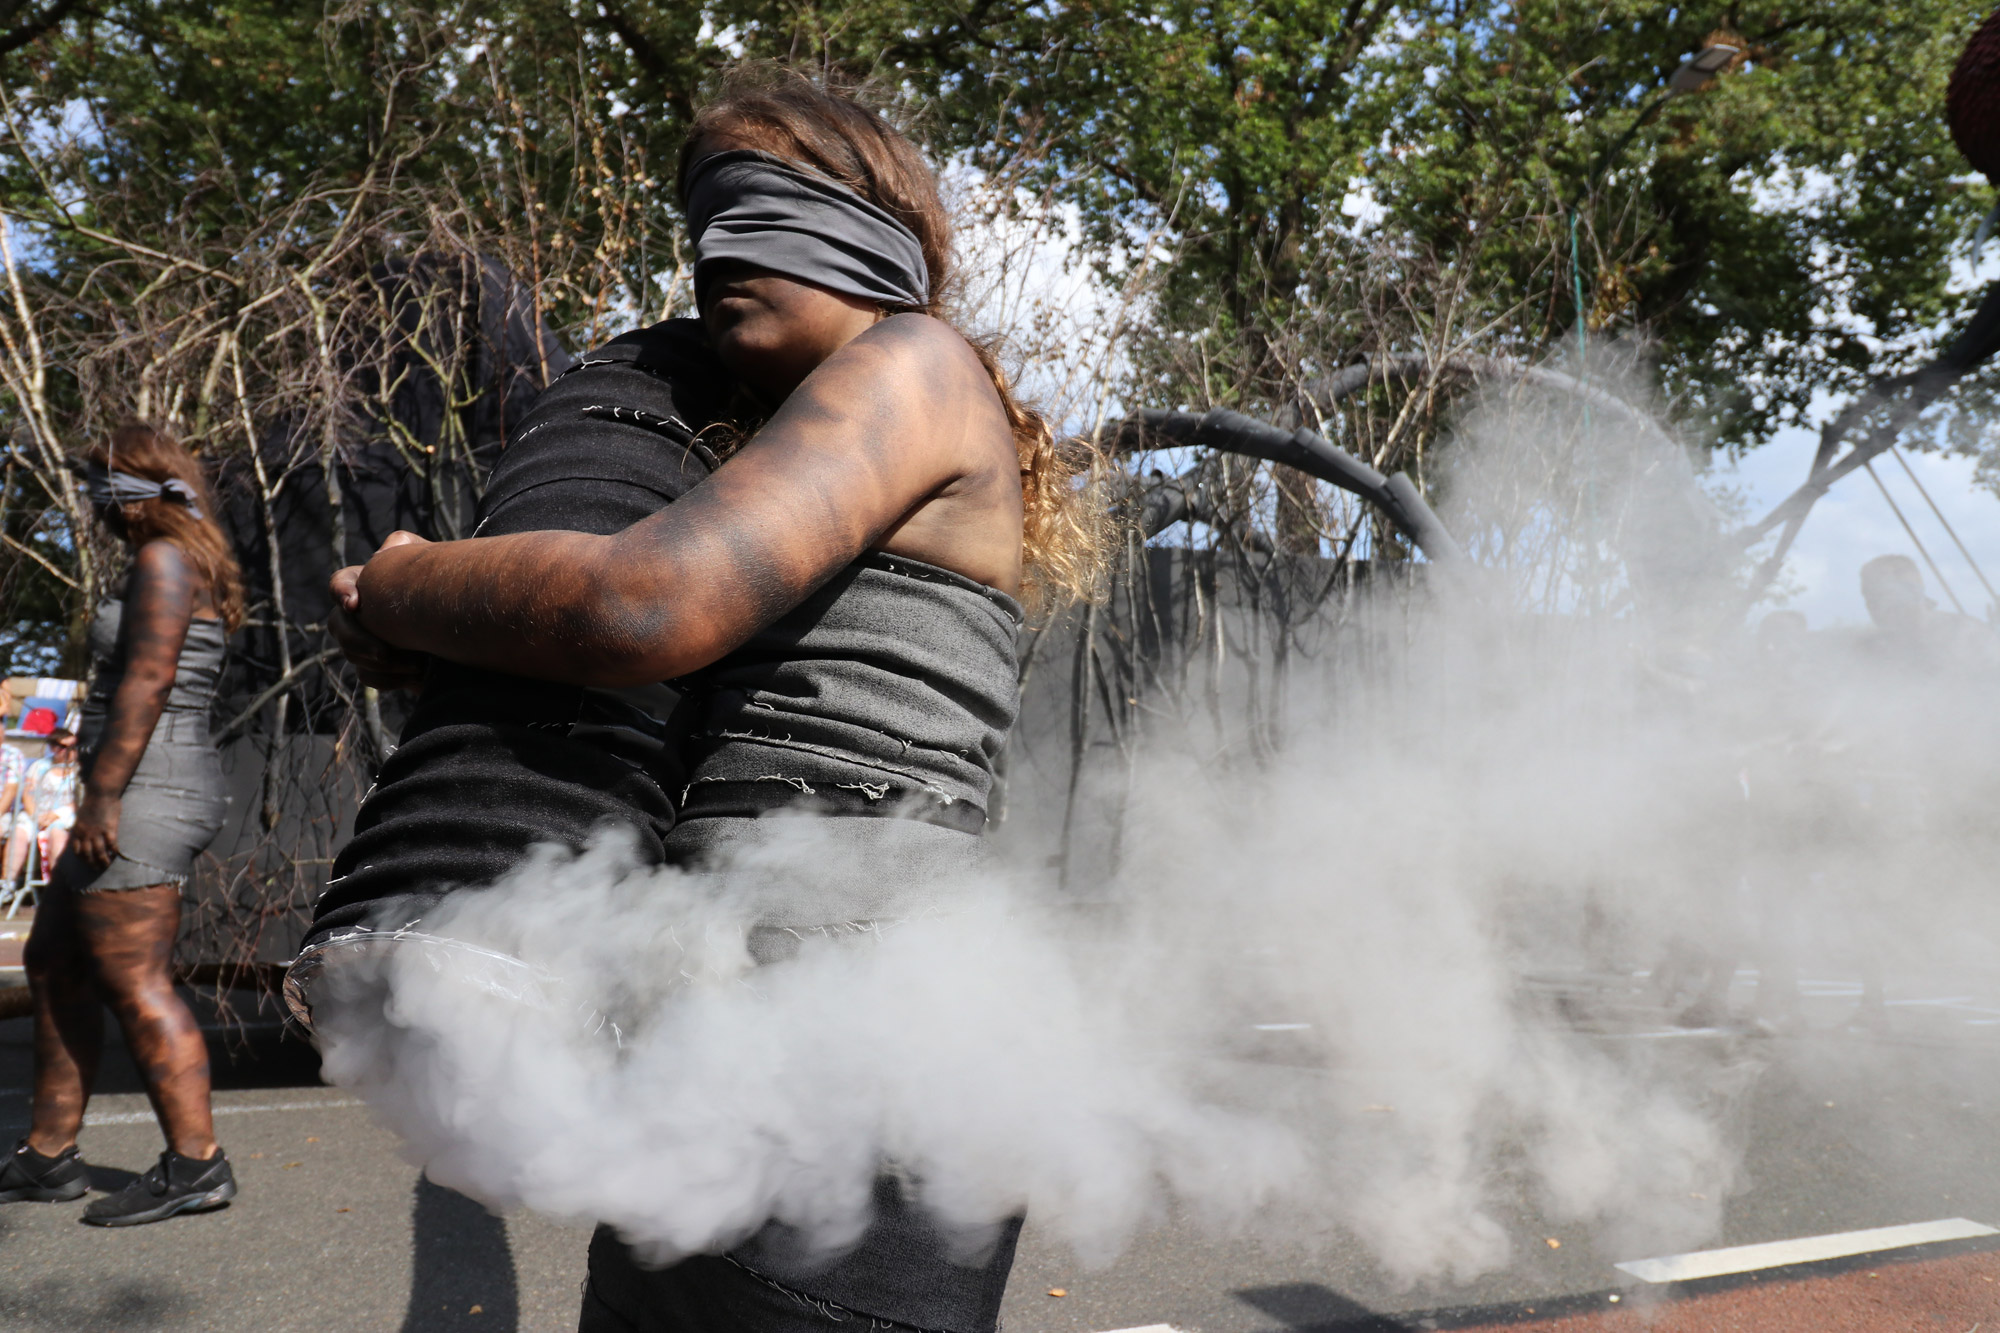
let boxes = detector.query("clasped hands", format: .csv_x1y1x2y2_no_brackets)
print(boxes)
330,531,431,691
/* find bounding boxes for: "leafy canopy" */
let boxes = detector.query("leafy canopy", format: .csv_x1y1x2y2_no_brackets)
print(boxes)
0,0,1987,454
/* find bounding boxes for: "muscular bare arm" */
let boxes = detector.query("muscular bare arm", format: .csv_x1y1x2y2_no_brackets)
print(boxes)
70,541,197,868
348,315,1015,687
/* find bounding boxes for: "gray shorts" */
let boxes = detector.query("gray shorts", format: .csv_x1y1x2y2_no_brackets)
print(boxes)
58,716,229,894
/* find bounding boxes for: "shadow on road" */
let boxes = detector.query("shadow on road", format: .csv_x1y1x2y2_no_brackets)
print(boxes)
401,1175,523,1331
0,1275,191,1331
1236,1282,1404,1330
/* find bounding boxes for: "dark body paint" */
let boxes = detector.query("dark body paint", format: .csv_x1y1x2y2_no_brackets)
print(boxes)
350,313,1022,688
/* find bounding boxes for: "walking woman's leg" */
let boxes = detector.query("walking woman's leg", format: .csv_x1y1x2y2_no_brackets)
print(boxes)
23,884,102,1155
78,885,217,1159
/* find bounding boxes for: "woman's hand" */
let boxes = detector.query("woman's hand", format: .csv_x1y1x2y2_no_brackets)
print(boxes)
70,787,120,869
330,603,428,690
331,532,433,690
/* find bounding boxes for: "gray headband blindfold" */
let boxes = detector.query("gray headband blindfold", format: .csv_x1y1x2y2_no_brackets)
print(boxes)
684,149,930,310
77,461,204,519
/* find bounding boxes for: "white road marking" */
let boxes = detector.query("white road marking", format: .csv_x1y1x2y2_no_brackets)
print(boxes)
1093,1326,1183,1333
1599,1028,1732,1040
81,1097,364,1127
1615,1218,1998,1283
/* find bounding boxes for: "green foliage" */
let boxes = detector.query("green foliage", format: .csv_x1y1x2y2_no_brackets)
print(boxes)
871,0,1987,449
1371,2,1987,449
0,0,1988,452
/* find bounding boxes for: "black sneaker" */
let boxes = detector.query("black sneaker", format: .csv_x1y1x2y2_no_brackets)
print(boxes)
0,1139,88,1203
82,1149,236,1227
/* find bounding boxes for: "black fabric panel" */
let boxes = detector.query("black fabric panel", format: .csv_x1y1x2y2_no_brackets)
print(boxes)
476,318,725,538
583,1179,1022,1333
307,320,728,948
308,718,678,941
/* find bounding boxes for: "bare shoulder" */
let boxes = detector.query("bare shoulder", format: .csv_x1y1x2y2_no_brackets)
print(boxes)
131,538,193,581
862,314,995,391
128,539,200,609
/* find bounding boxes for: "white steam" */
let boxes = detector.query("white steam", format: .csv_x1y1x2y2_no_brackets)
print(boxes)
316,824,1306,1268
312,365,2000,1286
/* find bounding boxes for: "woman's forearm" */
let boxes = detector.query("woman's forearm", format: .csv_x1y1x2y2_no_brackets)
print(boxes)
356,530,683,686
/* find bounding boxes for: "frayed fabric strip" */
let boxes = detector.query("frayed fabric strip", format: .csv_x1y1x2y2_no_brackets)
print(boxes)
719,1255,962,1333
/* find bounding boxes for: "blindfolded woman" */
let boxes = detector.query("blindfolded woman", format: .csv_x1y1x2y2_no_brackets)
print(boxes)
3,424,243,1226
315,70,1100,1333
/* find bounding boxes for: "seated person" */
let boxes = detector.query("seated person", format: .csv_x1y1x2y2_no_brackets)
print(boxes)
0,691,24,886
11,731,79,882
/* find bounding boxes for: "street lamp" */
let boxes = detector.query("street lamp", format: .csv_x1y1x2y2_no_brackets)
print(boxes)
1669,42,1742,95
1571,43,1742,354
1592,43,1742,190
1564,41,1740,606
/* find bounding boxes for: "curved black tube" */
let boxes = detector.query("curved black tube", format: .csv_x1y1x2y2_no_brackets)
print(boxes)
1125,408,1466,565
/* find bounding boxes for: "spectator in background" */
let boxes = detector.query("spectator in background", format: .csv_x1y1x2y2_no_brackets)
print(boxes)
1859,554,2000,676
1840,554,1996,1026
26,731,79,871
0,682,24,888
6,731,76,887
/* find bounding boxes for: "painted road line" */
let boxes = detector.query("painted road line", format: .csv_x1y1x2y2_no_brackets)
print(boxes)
1615,1218,1998,1283
1600,1028,1734,1040
82,1097,364,1127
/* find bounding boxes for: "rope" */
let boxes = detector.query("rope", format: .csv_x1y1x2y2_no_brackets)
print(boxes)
1888,445,2000,612
1863,460,1967,614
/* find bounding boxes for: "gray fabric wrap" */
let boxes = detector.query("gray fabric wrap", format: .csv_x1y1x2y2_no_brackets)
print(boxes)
665,815,992,930
684,149,929,309
65,597,229,891
79,462,204,518
674,552,1023,819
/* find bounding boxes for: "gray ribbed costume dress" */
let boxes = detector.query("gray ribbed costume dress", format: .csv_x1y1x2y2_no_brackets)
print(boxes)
59,599,230,892
580,553,1028,1333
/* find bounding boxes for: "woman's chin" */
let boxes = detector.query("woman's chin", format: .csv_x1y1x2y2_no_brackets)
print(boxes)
715,339,808,399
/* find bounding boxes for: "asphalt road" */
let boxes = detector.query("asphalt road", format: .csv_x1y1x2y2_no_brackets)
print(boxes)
2,972,1999,1332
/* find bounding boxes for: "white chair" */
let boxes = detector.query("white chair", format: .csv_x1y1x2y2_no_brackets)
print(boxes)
0,819,42,920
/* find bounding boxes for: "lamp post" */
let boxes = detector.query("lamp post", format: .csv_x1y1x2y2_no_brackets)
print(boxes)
1570,42,1741,356
1564,42,1738,612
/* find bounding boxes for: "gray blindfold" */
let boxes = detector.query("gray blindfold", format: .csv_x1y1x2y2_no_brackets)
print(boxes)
77,461,204,519
684,149,929,310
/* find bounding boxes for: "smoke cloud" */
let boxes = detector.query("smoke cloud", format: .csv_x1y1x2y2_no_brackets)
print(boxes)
309,362,2000,1287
